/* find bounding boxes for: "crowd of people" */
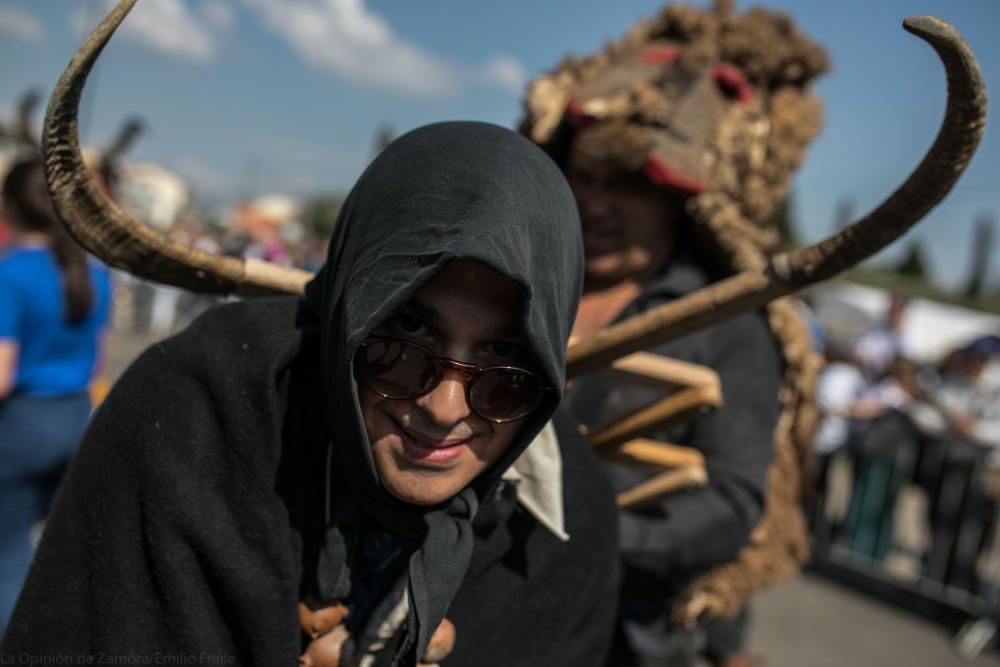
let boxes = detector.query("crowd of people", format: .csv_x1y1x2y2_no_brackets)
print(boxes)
113,218,328,337
811,294,1000,597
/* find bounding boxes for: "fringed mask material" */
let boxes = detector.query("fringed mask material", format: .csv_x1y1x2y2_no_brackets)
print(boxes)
521,2,829,231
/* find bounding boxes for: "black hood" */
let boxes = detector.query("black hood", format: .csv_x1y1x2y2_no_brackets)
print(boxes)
303,121,583,657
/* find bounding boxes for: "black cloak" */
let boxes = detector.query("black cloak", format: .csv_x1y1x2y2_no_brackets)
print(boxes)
2,122,618,666
565,254,780,624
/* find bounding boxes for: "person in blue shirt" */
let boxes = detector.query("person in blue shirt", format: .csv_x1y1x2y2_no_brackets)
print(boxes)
0,157,112,631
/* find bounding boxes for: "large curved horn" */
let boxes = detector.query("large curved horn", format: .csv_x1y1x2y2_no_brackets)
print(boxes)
567,16,987,378
42,0,312,296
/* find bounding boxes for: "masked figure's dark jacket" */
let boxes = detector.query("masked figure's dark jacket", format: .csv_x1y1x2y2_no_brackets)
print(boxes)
2,123,618,666
565,253,781,624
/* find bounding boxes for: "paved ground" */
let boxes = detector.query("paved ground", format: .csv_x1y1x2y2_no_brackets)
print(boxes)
748,573,1000,667
105,330,1000,666
106,329,160,383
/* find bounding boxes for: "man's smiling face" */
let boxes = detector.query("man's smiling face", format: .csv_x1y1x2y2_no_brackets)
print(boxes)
565,138,685,291
358,259,537,506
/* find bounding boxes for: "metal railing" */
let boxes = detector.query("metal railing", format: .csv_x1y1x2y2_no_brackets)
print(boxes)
808,409,1000,658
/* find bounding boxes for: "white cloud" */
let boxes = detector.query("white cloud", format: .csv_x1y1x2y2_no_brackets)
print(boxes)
202,1,235,32
83,0,229,63
243,0,526,98
244,0,454,96
475,56,526,94
0,6,45,42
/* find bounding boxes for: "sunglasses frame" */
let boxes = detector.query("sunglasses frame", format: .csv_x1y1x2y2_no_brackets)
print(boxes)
355,334,551,424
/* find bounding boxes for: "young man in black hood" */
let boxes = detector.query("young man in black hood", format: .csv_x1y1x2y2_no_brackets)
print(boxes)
2,122,618,666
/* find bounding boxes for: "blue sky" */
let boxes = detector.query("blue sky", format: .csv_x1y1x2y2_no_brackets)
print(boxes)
1,0,998,288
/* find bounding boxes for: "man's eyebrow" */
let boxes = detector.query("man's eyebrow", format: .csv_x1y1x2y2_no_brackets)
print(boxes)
405,298,524,340
487,323,526,340
402,299,441,325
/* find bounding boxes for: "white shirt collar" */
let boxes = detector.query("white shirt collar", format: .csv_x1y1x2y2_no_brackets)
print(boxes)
502,421,569,541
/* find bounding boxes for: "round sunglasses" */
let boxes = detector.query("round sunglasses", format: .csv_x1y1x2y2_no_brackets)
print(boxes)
354,335,549,423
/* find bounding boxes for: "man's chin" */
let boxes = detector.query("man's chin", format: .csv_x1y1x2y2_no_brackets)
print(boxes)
584,258,631,287
381,475,459,507
371,443,466,506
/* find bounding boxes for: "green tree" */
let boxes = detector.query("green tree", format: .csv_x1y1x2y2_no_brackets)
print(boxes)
373,124,395,158
896,240,931,281
963,213,995,298
832,197,855,233
766,194,798,248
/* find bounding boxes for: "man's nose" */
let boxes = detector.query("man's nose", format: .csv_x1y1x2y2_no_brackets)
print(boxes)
576,186,612,221
414,371,472,427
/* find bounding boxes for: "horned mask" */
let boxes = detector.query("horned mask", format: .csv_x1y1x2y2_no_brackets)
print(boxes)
41,0,986,394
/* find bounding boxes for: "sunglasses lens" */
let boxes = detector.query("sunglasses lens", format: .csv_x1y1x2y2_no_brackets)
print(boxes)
470,369,545,422
358,339,437,399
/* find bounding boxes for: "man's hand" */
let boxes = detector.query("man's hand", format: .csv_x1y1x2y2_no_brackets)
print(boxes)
299,624,354,667
297,600,456,666
419,618,456,666
299,602,353,667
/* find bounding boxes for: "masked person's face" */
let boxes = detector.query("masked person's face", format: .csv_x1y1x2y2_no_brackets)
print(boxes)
357,259,540,506
566,146,684,290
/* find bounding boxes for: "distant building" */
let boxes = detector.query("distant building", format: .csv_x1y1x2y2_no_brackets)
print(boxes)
114,162,189,231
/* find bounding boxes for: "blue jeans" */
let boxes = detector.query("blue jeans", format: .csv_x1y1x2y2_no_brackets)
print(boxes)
0,392,91,632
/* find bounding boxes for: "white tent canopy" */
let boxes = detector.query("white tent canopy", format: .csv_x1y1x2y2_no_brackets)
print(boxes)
810,283,1000,363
